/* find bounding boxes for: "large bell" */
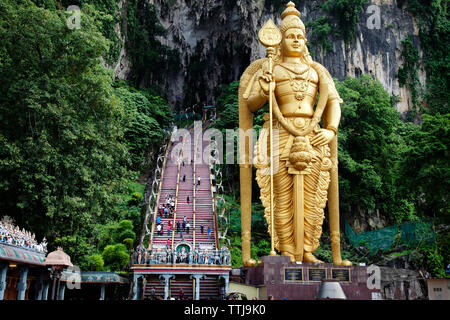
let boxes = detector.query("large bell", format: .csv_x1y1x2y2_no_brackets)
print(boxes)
316,279,347,300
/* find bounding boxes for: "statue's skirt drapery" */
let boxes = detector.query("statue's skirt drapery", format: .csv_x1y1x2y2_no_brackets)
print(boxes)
254,115,332,256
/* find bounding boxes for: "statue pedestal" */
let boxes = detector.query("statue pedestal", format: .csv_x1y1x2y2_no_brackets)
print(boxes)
243,256,381,300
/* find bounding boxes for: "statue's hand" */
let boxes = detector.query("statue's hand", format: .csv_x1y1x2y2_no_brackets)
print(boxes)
310,129,335,146
258,70,273,96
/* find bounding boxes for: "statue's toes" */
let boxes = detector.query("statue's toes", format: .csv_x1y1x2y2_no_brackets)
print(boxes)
304,253,323,263
341,260,353,266
334,259,353,266
281,252,295,262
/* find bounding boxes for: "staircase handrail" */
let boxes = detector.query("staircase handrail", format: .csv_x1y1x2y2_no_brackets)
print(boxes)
147,130,175,249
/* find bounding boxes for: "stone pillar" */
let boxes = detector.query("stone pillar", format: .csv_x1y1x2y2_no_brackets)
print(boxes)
42,281,50,300
17,265,29,300
58,282,66,300
35,273,45,300
190,274,205,300
99,284,106,300
159,274,174,300
132,274,141,300
0,262,8,300
219,274,230,297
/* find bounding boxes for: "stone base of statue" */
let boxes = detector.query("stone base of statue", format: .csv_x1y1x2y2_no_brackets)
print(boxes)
242,256,381,300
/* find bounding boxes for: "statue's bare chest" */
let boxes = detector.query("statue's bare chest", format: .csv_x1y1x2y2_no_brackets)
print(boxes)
272,63,319,114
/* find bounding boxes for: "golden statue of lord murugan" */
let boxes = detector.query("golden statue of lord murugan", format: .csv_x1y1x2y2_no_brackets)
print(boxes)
239,2,352,267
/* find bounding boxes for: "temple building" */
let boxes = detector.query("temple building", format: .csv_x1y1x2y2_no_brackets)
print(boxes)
0,216,49,300
0,216,128,300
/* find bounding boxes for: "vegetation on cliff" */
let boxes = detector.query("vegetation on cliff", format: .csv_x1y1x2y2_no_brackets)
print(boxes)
0,0,172,271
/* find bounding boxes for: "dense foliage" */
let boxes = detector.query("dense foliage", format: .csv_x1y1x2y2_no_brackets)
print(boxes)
0,0,172,271
397,36,421,118
0,0,129,241
126,0,180,86
321,0,367,43
336,75,411,221
114,81,173,170
399,0,449,116
399,113,450,220
268,0,366,50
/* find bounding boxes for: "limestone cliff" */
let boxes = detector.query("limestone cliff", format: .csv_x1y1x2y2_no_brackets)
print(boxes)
113,0,425,115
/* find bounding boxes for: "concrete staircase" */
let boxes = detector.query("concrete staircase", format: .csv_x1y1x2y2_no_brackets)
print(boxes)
135,124,230,301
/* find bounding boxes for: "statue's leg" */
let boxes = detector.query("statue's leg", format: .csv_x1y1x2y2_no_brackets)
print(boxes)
302,143,329,263
328,137,352,266
273,160,295,261
255,122,295,262
240,165,256,267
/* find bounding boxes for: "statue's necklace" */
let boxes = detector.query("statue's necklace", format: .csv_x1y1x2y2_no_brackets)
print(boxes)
281,63,311,102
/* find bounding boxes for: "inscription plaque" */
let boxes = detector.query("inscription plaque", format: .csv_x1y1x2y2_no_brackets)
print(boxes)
284,268,303,282
308,268,327,282
331,268,351,282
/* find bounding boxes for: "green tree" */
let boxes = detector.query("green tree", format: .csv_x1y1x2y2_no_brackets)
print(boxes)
400,0,450,115
126,0,180,86
113,83,172,169
399,113,450,222
53,235,96,270
212,81,267,197
335,75,413,222
86,253,105,271
102,243,130,271
122,238,134,250
397,36,421,117
113,219,136,243
321,0,366,43
0,0,130,249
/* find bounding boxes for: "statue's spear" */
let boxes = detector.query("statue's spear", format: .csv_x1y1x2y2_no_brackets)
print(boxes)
258,20,282,256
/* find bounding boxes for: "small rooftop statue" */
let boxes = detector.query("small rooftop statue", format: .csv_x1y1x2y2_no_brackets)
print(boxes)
0,215,48,253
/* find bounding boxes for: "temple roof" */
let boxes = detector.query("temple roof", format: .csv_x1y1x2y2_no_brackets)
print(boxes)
0,243,46,266
45,247,73,267
61,271,129,284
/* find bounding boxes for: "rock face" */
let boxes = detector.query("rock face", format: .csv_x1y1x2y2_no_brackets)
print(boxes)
380,266,428,300
114,0,425,114
344,206,387,234
113,0,133,80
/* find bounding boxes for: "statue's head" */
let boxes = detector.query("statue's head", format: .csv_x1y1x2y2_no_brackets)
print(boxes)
279,2,310,61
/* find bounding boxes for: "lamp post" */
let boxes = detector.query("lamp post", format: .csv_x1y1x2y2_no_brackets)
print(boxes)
44,247,73,300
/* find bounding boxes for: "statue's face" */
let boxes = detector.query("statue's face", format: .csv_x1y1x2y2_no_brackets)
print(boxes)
282,28,306,57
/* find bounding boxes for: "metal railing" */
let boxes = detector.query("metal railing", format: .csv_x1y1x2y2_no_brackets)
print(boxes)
146,130,174,248
132,248,231,266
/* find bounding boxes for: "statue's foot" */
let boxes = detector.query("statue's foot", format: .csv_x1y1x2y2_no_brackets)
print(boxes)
303,252,323,263
281,252,296,263
243,258,257,267
333,259,353,266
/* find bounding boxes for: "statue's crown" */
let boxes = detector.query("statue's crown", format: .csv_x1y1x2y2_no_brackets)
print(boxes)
280,1,305,36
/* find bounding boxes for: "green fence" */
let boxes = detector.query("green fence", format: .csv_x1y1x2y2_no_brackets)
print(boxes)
173,112,192,121
174,112,201,122
345,219,436,253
